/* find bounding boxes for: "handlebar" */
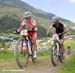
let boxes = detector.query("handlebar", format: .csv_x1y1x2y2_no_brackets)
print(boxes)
28,29,36,32
46,31,66,37
57,32,67,36
27,28,37,32
13,29,37,34
13,30,20,34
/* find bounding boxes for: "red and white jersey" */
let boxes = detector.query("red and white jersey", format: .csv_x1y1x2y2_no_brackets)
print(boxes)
19,19,37,30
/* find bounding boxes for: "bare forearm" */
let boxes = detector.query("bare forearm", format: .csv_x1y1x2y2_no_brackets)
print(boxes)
65,25,69,32
47,28,51,35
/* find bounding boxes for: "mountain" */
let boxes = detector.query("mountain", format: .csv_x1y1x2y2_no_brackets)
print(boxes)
0,0,74,37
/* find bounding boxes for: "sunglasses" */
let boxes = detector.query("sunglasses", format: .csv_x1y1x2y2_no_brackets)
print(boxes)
25,17,31,19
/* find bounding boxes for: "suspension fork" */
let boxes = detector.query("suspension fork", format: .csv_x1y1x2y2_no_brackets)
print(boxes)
25,36,32,55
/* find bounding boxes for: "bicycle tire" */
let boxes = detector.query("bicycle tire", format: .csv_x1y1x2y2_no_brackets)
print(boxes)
15,38,30,68
50,42,60,66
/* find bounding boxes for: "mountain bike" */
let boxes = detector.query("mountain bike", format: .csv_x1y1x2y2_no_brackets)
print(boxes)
50,33,63,66
15,29,36,68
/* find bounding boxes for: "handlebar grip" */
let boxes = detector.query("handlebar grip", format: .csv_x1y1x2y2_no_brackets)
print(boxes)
13,30,20,34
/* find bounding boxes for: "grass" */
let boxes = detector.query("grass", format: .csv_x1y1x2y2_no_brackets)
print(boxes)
38,38,75,73
58,54,75,73
39,38,75,49
0,50,50,62
0,38,75,61
0,51,15,62
0,39,75,73
38,50,50,56
64,39,75,49
56,39,75,73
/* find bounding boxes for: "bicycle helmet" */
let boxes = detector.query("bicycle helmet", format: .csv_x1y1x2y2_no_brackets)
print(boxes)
24,11,32,19
52,16,59,22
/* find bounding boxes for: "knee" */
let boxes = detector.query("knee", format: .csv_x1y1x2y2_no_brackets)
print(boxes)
32,38,36,44
60,40,64,45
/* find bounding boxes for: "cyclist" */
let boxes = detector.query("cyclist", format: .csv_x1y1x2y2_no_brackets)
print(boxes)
66,46,71,55
46,16,69,59
17,11,38,59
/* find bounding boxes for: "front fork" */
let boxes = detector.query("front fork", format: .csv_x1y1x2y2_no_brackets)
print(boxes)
27,40,32,55
23,36,33,56
55,42,60,56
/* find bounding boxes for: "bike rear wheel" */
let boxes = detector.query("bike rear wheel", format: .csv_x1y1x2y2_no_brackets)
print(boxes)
15,38,29,68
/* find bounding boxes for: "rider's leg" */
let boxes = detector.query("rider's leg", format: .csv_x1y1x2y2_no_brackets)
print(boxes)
32,33,37,58
60,39,64,58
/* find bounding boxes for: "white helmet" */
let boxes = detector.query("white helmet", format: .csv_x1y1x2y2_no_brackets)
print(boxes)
52,16,59,22
24,11,32,18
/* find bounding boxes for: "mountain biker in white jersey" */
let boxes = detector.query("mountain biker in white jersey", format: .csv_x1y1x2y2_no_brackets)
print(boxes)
46,16,69,59
18,11,38,59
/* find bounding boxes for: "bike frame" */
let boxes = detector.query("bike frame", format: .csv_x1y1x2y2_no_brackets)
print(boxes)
52,33,61,55
22,35,33,55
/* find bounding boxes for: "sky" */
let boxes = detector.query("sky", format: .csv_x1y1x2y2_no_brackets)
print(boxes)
21,0,75,22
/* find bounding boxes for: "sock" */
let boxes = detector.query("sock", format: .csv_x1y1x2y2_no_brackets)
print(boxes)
34,51,36,54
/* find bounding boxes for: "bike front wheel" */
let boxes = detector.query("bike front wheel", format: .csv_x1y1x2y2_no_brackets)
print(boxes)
15,38,29,68
50,42,60,66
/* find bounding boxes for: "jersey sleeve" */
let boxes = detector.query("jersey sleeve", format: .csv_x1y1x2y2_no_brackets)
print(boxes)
63,24,69,32
49,24,53,29
21,20,26,26
19,20,26,30
64,24,67,28
32,20,38,29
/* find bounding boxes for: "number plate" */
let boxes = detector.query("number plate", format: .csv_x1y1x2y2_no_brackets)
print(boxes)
20,29,28,36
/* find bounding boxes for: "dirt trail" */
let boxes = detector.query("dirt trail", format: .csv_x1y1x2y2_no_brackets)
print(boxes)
0,56,57,73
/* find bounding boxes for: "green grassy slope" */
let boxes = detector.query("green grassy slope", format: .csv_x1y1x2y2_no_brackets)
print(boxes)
0,0,75,37
58,54,75,73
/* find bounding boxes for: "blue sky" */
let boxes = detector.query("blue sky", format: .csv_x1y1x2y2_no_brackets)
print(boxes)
21,0,75,22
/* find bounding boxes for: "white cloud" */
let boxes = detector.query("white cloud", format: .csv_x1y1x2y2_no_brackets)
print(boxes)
69,0,75,3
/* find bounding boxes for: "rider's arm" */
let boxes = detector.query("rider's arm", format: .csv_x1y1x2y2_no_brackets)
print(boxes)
18,20,26,32
64,24,69,32
32,20,38,32
46,25,52,35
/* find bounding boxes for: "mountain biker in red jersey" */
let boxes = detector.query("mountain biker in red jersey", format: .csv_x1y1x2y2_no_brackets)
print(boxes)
18,11,38,59
46,16,69,59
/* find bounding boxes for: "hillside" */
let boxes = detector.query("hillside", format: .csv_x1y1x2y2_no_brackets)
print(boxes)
0,0,74,37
